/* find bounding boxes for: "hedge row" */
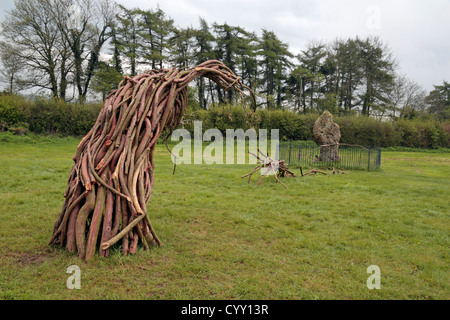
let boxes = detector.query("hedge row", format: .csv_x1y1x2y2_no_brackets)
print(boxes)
0,94,102,136
1,95,449,148
183,106,450,149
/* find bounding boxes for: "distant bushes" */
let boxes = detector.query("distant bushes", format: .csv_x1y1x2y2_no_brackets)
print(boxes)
1,94,449,148
26,98,102,135
184,105,450,149
334,117,449,148
0,94,102,136
183,107,318,142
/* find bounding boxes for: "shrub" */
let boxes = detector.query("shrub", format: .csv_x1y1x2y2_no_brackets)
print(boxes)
441,122,450,147
1,94,102,136
0,94,29,130
395,119,420,147
184,108,449,148
415,120,447,149
8,121,29,135
0,93,449,149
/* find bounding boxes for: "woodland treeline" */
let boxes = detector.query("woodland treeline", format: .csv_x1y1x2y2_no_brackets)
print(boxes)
0,0,449,123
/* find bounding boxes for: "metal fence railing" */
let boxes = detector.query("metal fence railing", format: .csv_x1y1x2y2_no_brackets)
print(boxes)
278,141,381,170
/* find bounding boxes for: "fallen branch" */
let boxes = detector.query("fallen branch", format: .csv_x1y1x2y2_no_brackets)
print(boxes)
302,167,345,177
303,169,328,176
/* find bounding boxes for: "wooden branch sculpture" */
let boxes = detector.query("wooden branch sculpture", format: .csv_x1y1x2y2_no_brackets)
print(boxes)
49,60,254,261
241,149,296,189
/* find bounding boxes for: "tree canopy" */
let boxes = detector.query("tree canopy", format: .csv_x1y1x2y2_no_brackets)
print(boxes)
0,0,446,121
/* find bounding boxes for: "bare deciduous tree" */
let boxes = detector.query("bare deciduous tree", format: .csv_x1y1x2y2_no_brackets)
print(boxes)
0,42,27,94
0,0,117,101
1,0,69,98
51,0,117,102
388,74,427,119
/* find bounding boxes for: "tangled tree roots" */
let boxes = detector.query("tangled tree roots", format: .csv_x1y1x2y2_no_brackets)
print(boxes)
49,60,254,261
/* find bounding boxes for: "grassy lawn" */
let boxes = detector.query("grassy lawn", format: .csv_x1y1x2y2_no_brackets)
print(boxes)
0,134,448,300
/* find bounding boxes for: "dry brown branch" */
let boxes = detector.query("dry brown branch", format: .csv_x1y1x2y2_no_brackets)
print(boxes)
302,167,345,177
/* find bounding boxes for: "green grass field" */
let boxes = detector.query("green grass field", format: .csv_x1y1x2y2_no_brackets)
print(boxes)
0,134,449,300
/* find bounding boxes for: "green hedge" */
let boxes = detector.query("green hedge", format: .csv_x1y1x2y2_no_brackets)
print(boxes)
0,94,102,136
1,94,449,148
183,105,450,149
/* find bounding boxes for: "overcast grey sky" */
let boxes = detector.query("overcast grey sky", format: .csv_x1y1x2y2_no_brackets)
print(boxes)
1,0,449,92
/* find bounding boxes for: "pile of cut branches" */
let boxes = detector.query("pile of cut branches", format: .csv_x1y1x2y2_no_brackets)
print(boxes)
241,149,295,189
49,60,254,261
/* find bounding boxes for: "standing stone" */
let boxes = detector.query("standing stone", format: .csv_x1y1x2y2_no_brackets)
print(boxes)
313,111,341,162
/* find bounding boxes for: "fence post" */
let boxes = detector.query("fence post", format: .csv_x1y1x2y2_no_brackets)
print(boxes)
377,147,381,169
288,141,291,164
276,142,280,161
368,148,371,171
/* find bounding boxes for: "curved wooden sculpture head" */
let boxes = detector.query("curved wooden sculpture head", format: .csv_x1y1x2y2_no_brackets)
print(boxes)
48,60,254,261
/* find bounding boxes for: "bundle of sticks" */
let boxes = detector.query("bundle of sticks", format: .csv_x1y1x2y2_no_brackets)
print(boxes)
49,60,254,261
241,149,295,189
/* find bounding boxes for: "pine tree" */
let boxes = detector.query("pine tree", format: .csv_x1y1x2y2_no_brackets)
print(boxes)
136,6,174,69
169,27,195,69
115,6,139,76
91,61,124,100
357,36,396,116
331,38,364,113
258,29,293,109
213,23,253,103
426,81,450,120
297,41,327,111
194,18,216,109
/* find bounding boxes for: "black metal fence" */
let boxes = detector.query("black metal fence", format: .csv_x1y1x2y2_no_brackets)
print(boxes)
278,141,381,170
